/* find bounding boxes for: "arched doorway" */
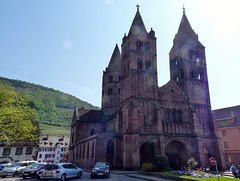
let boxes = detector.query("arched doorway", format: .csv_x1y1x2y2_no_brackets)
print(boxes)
140,142,155,166
106,140,114,166
165,141,188,170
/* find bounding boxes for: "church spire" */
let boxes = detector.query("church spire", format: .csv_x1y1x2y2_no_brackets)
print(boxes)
174,9,197,42
128,5,147,36
107,44,121,72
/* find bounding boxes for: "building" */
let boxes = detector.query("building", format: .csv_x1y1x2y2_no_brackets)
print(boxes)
0,141,38,164
214,105,240,167
69,7,223,170
37,135,69,163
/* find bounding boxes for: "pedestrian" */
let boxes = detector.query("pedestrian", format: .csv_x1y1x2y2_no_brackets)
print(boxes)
230,164,238,178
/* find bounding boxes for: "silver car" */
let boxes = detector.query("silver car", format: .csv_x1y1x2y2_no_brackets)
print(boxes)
0,161,36,178
38,162,82,181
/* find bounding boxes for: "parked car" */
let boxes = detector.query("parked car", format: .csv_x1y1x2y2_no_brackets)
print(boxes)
22,163,46,179
0,161,36,178
90,162,110,178
37,162,82,181
18,164,36,177
0,163,10,171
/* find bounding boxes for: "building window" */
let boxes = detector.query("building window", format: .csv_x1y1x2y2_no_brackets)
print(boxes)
92,142,94,158
83,144,85,159
3,148,11,155
87,143,89,159
79,145,82,159
145,42,150,52
108,76,113,83
108,88,113,95
224,141,229,148
26,147,33,155
222,130,226,137
91,129,95,135
137,59,142,69
39,154,42,158
146,61,151,70
136,41,142,51
178,110,183,121
15,148,23,155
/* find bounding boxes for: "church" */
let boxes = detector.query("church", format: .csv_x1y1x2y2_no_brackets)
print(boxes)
68,6,224,170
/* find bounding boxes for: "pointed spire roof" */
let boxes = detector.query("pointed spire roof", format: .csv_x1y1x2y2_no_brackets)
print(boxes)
128,5,147,36
107,44,121,72
174,10,197,41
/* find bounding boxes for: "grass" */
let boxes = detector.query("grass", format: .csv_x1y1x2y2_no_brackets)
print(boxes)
39,123,70,137
159,171,238,181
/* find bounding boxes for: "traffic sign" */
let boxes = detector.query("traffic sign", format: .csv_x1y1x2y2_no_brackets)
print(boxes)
210,157,216,165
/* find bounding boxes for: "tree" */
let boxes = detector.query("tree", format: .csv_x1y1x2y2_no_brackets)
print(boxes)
0,84,39,143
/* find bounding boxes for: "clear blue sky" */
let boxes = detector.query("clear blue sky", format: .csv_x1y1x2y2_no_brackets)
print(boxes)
0,0,239,110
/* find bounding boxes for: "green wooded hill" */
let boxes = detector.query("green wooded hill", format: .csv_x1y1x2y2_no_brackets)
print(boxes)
0,76,100,136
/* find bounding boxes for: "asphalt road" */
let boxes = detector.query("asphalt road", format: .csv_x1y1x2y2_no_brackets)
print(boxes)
0,172,148,181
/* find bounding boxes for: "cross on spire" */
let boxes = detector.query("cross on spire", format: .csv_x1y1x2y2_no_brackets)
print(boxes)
183,4,185,14
136,4,140,11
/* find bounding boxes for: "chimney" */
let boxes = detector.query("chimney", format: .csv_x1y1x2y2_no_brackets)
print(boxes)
46,134,49,140
62,135,64,141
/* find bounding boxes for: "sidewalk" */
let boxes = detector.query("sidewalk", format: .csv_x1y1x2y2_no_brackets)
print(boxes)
111,170,198,181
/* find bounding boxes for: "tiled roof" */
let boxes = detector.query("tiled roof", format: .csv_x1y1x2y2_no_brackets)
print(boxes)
77,109,105,123
214,105,240,127
39,136,69,147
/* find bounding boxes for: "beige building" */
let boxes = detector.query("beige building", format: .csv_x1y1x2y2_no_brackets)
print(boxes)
37,135,69,163
0,141,38,164
69,7,223,170
214,105,240,168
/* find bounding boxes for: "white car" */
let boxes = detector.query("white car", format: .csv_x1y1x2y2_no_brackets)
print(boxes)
38,162,82,181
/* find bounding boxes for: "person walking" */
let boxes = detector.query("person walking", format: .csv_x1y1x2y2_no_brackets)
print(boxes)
230,164,238,178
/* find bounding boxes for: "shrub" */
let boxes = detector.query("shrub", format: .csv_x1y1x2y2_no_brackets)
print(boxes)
141,163,154,172
154,155,171,171
187,157,198,171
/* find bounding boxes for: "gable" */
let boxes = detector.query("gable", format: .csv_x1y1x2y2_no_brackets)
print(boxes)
158,80,187,102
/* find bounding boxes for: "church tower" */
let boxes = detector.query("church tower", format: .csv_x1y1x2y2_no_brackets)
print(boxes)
102,45,121,119
121,5,158,101
169,9,210,106
169,9,222,169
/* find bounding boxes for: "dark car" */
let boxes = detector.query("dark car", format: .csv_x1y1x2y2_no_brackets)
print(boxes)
22,163,45,179
90,162,110,178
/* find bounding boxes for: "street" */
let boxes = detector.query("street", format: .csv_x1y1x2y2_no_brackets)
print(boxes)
0,172,151,181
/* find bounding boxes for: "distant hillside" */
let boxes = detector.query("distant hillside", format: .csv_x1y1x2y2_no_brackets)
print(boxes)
0,76,100,136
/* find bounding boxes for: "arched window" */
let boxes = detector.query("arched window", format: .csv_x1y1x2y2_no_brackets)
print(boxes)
108,76,113,83
172,109,177,121
136,41,142,51
92,142,94,158
145,42,151,52
83,143,85,159
197,73,201,80
87,143,89,158
108,88,113,95
91,129,95,135
79,145,81,159
165,108,171,121
146,61,151,70
178,110,183,122
137,59,142,69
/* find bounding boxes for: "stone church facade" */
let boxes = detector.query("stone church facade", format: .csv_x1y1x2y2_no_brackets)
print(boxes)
68,7,224,170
